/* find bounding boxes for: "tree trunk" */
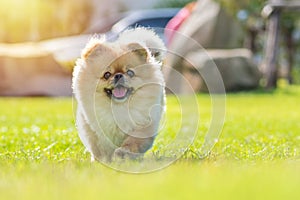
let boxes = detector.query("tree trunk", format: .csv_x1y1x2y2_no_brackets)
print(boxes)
263,10,281,89
245,27,258,54
283,26,295,84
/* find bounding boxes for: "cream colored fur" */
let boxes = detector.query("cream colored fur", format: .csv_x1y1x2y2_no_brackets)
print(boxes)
72,28,166,162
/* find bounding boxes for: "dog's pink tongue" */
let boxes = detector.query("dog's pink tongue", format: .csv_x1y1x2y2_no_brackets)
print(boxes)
112,87,127,98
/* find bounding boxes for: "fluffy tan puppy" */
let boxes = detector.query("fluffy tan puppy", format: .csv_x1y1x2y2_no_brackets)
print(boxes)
72,28,166,162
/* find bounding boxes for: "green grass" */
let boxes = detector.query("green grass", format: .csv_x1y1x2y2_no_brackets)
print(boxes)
0,86,300,200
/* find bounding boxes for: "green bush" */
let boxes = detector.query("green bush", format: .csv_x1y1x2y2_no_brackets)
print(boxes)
292,67,300,84
154,0,195,8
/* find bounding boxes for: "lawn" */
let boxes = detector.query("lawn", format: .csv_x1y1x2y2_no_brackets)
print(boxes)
0,86,300,200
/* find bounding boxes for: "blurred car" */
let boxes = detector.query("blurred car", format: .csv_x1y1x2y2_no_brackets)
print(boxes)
107,8,180,42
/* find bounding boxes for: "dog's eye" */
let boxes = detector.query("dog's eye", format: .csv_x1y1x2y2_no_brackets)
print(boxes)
103,72,111,80
126,69,135,77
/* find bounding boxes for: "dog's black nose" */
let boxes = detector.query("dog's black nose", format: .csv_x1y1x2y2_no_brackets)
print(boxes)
114,73,124,84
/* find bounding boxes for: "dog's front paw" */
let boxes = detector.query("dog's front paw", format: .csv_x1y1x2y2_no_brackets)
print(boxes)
113,147,143,161
113,147,131,159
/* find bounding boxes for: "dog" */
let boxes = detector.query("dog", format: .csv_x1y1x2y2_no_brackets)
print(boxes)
72,28,166,162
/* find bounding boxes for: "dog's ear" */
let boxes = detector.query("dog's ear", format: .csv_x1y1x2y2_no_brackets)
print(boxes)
126,43,149,61
148,47,164,62
82,36,109,59
118,28,166,62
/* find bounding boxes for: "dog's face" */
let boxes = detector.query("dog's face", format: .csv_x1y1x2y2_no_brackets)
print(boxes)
80,40,163,104
99,46,150,103
102,63,135,103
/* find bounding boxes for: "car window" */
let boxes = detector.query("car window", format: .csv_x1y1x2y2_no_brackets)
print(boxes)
126,18,172,43
127,18,172,29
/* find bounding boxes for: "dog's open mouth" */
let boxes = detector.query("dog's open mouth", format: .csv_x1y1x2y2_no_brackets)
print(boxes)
104,85,133,102
112,85,129,99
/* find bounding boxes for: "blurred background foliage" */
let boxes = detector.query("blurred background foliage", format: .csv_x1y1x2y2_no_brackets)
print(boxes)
154,0,195,8
156,0,300,84
216,0,300,84
0,0,93,43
